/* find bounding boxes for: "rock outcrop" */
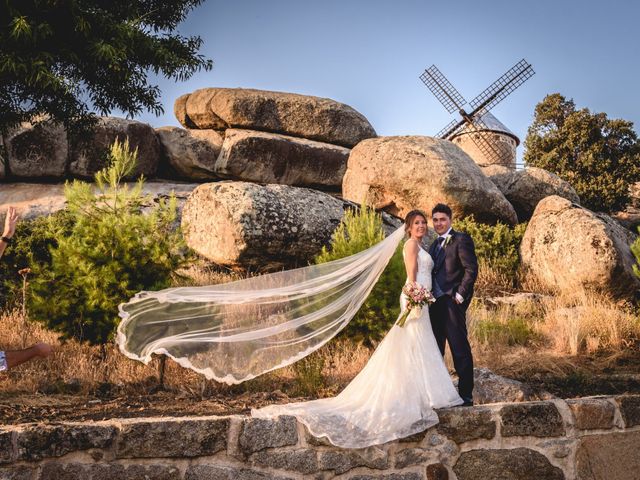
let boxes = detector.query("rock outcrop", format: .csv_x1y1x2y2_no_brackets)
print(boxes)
4,121,68,178
342,136,518,224
180,182,346,269
215,129,349,190
0,88,377,189
156,127,222,180
471,368,554,404
520,195,640,298
485,165,580,221
69,117,161,179
0,181,199,220
176,88,376,148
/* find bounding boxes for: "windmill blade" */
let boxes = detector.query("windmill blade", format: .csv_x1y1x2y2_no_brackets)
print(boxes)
468,59,534,115
420,65,467,114
436,118,466,139
464,119,514,167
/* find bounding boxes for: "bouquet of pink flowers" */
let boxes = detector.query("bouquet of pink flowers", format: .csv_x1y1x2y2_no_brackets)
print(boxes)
396,282,436,327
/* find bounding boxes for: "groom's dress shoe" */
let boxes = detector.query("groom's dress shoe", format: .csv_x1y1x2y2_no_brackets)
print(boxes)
461,401,474,407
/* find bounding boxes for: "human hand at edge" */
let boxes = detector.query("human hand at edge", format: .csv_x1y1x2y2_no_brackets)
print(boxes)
2,206,18,238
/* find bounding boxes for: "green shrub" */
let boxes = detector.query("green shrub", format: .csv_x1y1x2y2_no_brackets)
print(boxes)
28,138,192,344
0,210,75,307
291,351,326,397
454,216,527,278
314,206,405,345
472,317,536,346
632,233,640,280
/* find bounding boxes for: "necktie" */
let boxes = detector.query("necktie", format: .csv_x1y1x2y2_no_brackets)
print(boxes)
437,236,446,249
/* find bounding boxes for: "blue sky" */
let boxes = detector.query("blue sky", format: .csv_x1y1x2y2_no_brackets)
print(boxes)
128,0,640,164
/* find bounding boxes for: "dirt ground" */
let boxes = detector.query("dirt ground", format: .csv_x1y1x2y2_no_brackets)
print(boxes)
0,390,296,425
2,352,639,426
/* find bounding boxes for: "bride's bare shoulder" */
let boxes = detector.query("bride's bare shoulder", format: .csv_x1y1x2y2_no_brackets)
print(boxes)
403,238,420,254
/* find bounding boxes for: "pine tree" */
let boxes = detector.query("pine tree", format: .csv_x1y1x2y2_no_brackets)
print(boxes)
29,139,192,344
314,206,405,345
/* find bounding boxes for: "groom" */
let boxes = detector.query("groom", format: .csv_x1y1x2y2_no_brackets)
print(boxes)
427,203,478,406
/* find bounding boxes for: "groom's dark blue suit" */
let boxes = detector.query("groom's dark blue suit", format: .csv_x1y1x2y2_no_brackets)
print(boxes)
428,229,478,403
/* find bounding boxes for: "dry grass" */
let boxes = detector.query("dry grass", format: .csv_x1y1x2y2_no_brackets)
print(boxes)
173,263,245,288
474,263,558,299
466,288,640,374
1,259,639,401
0,261,378,398
517,269,556,295
0,305,377,398
465,265,640,374
539,291,640,355
473,261,519,296
0,307,156,394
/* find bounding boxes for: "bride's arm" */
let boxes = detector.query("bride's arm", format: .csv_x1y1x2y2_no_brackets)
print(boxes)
403,240,419,283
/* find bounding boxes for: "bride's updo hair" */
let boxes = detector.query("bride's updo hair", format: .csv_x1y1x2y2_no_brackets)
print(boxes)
404,209,428,237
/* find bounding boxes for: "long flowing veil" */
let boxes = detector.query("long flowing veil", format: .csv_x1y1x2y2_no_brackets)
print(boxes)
116,226,405,384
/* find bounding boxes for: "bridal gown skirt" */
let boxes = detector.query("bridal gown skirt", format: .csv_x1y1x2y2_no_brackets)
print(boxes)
252,300,464,448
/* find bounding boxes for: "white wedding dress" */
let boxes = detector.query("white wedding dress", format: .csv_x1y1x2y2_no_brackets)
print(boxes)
252,246,463,448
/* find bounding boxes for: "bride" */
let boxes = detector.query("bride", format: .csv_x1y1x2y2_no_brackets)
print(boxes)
252,209,463,448
117,209,463,449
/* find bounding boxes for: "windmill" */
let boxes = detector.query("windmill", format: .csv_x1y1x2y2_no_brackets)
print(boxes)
420,59,534,169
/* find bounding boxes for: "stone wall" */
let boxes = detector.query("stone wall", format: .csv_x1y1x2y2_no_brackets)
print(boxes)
1,395,639,479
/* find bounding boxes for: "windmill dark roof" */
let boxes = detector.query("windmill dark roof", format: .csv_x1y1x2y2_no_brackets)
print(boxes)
451,112,520,146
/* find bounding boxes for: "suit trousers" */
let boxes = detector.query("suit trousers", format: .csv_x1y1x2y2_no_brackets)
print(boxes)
429,295,474,401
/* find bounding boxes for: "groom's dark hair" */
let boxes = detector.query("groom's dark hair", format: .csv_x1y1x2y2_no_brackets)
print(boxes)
432,203,452,219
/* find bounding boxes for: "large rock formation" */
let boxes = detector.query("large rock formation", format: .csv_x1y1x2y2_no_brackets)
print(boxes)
1,88,376,187
174,93,196,129
485,165,580,221
520,195,640,298
342,136,518,225
156,127,222,180
180,182,346,269
4,121,68,178
471,368,554,404
69,117,161,179
0,183,67,219
0,182,199,220
215,129,349,190
175,88,376,148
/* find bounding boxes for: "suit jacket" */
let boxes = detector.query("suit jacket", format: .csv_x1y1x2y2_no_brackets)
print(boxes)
428,229,478,302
